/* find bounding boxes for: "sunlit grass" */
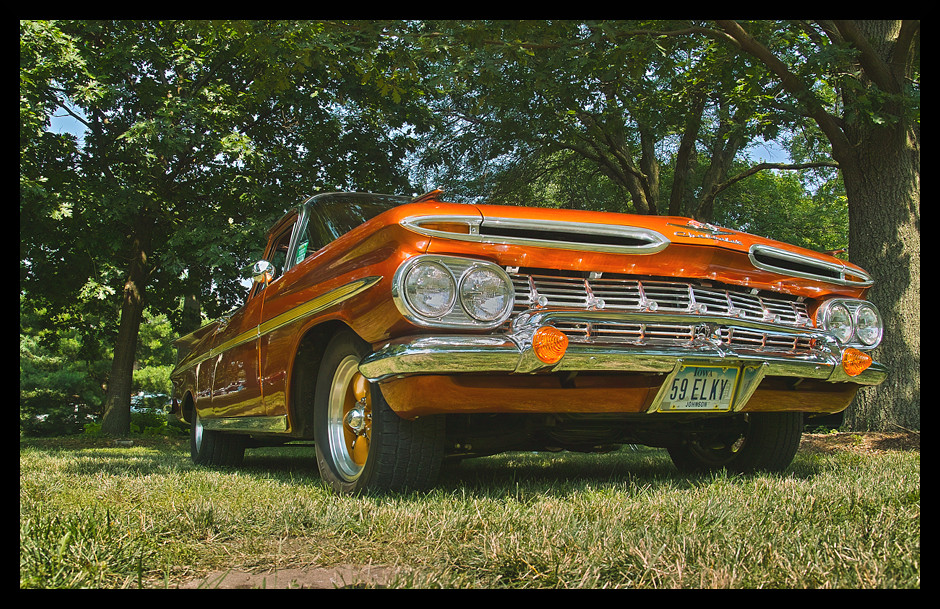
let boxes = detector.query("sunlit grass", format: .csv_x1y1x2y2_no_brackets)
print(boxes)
20,438,919,588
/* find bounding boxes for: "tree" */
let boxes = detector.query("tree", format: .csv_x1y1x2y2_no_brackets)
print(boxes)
20,20,432,436
712,20,919,430
406,21,834,218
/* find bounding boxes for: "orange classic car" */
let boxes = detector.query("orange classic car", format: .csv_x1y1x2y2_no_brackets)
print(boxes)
170,190,886,493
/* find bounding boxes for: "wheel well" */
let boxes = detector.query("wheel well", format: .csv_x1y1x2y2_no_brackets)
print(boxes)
180,391,196,425
289,320,350,439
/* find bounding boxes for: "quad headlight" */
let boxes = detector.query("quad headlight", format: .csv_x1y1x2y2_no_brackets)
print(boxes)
403,261,456,318
852,302,883,347
459,265,514,322
394,255,514,328
815,298,883,349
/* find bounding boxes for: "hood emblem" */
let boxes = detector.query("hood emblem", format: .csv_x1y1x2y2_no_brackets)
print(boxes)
668,220,742,245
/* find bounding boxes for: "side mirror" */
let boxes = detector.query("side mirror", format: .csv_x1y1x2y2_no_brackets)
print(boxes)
251,260,275,285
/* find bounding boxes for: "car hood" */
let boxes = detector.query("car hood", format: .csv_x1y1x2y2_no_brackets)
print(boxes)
400,201,871,299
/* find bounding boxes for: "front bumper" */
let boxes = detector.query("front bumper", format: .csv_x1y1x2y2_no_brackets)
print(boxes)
360,309,886,412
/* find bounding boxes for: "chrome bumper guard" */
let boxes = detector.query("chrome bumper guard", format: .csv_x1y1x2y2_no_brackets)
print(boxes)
359,309,887,390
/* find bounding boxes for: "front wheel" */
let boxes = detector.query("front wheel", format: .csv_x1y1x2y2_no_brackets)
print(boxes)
667,413,802,474
314,331,444,494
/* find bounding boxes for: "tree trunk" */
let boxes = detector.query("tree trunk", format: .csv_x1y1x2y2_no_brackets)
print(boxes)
840,124,920,431
838,20,920,431
669,89,707,216
100,215,155,436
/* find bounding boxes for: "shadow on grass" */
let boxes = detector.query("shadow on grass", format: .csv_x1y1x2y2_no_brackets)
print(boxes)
22,436,849,497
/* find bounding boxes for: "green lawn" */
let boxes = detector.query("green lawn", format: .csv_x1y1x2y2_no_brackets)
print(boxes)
19,434,919,588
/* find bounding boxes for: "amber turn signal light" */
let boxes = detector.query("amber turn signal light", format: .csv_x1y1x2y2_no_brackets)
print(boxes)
532,326,569,364
841,347,872,376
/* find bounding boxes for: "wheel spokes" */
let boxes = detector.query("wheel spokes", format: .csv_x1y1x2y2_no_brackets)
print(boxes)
344,372,372,467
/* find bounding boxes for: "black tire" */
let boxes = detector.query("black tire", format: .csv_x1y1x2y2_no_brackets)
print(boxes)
667,412,802,474
314,330,445,494
190,411,246,467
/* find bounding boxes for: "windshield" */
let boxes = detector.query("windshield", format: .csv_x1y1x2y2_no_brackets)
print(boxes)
301,192,410,254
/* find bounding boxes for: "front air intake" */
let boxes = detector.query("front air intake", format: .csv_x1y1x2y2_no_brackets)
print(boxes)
402,215,670,255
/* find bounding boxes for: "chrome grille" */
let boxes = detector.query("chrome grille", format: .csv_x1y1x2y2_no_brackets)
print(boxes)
551,320,815,354
510,271,810,326
507,271,816,355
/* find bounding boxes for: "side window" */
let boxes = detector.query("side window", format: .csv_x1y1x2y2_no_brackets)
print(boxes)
293,218,316,265
268,228,293,278
249,223,294,301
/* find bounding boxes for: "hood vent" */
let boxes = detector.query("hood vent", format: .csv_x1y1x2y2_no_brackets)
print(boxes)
748,244,873,287
402,214,670,255
478,217,669,255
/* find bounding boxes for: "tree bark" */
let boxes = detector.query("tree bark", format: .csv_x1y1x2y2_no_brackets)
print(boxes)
841,136,920,430
100,215,155,436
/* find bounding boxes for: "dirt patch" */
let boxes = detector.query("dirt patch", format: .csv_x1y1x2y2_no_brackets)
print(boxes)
799,430,920,455
173,564,400,589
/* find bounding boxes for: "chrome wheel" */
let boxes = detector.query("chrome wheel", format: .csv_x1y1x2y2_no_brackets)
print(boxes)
326,355,373,481
314,330,445,494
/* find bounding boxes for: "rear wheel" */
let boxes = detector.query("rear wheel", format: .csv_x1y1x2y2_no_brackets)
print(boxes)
667,413,802,474
314,330,444,494
190,411,245,467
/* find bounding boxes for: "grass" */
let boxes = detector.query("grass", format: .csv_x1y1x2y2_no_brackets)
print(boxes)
19,435,919,588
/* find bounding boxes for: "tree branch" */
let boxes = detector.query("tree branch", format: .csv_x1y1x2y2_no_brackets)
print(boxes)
831,20,899,93
892,20,920,76
707,161,840,205
693,161,839,221
714,20,852,161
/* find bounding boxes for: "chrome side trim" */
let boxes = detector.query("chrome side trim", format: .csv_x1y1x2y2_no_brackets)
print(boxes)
401,214,670,255
173,276,382,376
200,415,289,433
259,275,382,336
748,244,874,287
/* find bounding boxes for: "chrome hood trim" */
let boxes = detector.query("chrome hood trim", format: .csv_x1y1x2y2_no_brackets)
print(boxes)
749,244,874,287
401,214,670,255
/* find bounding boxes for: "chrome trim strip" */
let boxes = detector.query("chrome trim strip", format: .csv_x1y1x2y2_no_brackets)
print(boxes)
748,244,874,287
200,415,289,433
401,214,670,255
399,214,482,239
173,276,382,375
260,276,382,336
210,328,259,358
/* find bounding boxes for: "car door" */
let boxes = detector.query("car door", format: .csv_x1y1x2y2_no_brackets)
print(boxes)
208,217,297,419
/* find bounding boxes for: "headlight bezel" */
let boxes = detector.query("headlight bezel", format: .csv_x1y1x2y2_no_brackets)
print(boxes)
393,255,515,329
815,298,883,349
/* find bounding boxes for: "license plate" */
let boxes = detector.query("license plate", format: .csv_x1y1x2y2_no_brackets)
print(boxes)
658,365,740,412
